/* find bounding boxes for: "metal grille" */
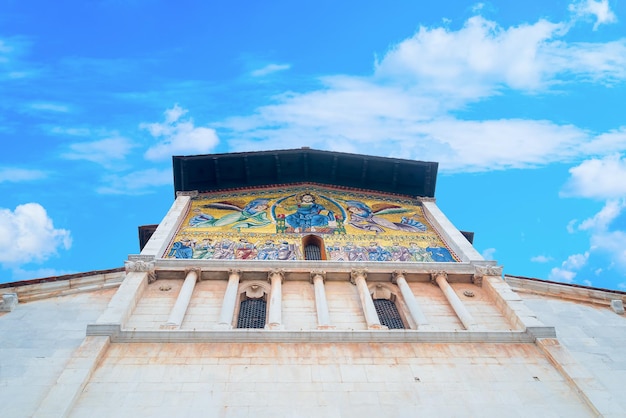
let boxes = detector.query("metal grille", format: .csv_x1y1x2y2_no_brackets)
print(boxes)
237,298,266,329
305,243,322,260
373,299,405,329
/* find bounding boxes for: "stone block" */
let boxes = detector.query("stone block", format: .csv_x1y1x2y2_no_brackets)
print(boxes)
610,299,624,315
0,293,18,311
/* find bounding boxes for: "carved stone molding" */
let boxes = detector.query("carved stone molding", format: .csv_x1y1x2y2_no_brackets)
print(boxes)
310,270,326,284
473,265,503,286
176,190,199,197
350,269,368,285
475,265,503,277
391,270,407,284
124,260,155,274
430,271,448,286
267,269,285,283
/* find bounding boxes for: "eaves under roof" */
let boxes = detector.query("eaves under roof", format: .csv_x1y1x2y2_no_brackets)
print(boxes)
172,148,438,198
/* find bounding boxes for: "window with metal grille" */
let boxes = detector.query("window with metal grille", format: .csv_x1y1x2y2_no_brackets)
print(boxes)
304,243,322,260
237,298,267,329
373,299,405,329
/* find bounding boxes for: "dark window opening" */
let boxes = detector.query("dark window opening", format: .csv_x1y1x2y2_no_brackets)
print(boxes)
305,243,322,260
374,299,405,329
237,298,266,328
302,235,326,260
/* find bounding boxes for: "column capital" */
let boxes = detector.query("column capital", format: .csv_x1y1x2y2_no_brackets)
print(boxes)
228,268,242,277
310,270,326,283
391,270,407,284
267,268,285,283
416,196,436,203
184,268,202,282
430,271,447,286
350,269,368,285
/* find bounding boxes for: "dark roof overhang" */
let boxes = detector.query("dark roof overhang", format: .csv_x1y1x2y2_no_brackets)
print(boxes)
172,148,438,198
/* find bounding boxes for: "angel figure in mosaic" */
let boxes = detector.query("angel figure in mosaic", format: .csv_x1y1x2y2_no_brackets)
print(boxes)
344,200,427,233
191,198,272,229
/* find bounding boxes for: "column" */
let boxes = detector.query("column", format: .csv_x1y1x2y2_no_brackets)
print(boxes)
311,270,333,329
165,269,199,328
267,269,284,330
392,271,433,330
431,271,479,330
351,269,384,329
216,269,241,329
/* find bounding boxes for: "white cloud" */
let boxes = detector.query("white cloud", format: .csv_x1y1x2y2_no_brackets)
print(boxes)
97,168,171,195
28,102,71,113
561,154,626,199
578,199,625,231
549,267,577,283
481,247,496,259
549,252,589,283
143,105,219,161
0,37,36,80
531,255,553,263
0,167,47,183
251,63,291,77
225,78,588,172
222,11,625,173
62,137,135,166
563,200,626,280
48,126,93,136
0,203,71,265
569,0,617,30
374,15,625,95
582,127,626,155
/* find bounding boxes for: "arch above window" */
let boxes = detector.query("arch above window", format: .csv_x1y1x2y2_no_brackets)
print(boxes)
302,235,326,260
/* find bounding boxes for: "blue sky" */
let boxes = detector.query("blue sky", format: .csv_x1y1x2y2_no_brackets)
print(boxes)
1,0,625,289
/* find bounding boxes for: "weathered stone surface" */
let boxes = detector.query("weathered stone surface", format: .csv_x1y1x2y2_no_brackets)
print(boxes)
0,293,18,311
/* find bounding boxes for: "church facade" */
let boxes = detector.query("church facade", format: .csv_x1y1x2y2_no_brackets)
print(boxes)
1,149,625,417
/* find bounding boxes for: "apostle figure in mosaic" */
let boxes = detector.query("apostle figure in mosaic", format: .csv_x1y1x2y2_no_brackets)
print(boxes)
168,238,195,259
426,246,455,262
344,200,427,233
365,242,392,261
408,242,434,262
256,240,278,260
235,238,257,260
192,238,215,259
389,243,412,261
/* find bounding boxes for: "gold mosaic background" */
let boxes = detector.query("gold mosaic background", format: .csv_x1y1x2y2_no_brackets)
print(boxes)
165,185,457,262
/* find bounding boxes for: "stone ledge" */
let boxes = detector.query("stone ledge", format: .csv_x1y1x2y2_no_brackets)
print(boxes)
84,326,550,344
505,275,626,306
1,272,125,302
